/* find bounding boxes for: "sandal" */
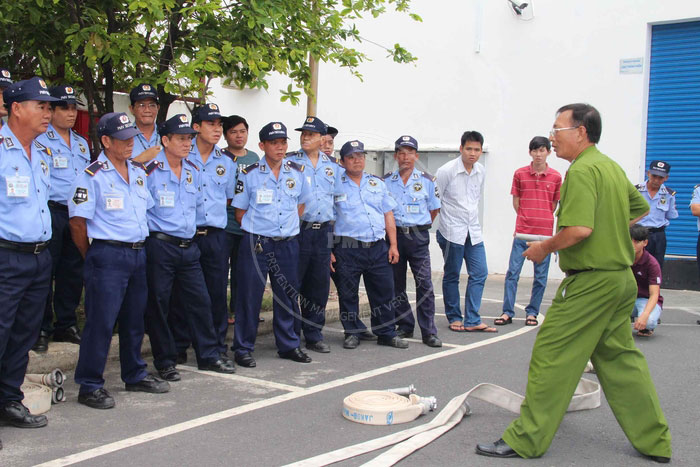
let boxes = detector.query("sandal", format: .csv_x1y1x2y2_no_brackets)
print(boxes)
637,329,654,337
494,315,512,325
449,322,467,332
525,317,538,326
464,324,498,333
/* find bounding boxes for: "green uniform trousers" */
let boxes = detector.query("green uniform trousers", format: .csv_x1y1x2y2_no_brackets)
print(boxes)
502,268,671,458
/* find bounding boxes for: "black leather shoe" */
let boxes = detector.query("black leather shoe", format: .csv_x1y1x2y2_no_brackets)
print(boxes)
0,401,48,428
396,329,414,339
219,351,234,365
422,335,442,347
32,331,50,353
199,359,236,374
475,438,520,458
358,331,377,341
158,366,181,382
176,351,188,364
306,340,331,353
279,347,312,363
646,454,671,463
53,325,81,344
377,336,409,349
126,374,170,393
343,334,360,349
78,388,115,410
234,352,256,368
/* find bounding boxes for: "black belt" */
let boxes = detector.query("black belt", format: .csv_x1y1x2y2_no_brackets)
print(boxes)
648,226,666,233
397,224,431,235
151,232,193,248
48,200,68,212
301,220,333,230
0,239,50,254
94,239,145,249
335,236,380,248
565,269,593,277
196,226,223,236
258,234,296,242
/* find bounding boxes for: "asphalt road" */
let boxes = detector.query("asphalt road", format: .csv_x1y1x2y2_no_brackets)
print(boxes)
3,274,699,466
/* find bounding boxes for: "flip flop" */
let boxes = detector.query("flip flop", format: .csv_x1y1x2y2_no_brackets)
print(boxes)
637,329,654,337
494,316,512,325
448,322,468,332
525,317,538,326
464,325,498,333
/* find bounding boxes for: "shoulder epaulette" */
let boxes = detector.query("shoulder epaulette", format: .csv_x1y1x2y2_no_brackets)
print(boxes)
326,154,338,164
85,160,103,176
635,183,643,190
33,139,52,156
421,171,437,182
143,160,159,175
71,130,89,144
383,172,393,180
695,184,700,190
184,159,199,171
285,151,303,158
285,160,305,172
666,186,676,196
130,160,147,171
242,162,259,174
221,149,238,162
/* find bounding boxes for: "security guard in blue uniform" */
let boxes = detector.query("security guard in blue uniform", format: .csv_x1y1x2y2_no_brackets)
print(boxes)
145,114,234,381
636,160,678,269
232,122,313,367
128,83,161,160
332,140,408,350
0,77,56,432
32,85,90,352
0,68,12,129
287,116,338,353
170,103,237,363
384,136,442,347
69,112,169,409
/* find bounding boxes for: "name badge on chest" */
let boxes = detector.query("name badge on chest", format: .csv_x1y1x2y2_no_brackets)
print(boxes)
6,175,30,197
334,193,348,202
406,204,420,214
158,190,175,208
105,193,124,210
256,188,274,204
53,156,69,169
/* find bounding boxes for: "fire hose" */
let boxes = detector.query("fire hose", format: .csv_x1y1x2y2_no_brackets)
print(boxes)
22,369,66,414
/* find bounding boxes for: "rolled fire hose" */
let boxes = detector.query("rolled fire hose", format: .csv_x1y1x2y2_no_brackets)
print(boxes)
285,377,601,467
343,390,437,426
25,368,64,388
20,382,52,415
52,386,66,404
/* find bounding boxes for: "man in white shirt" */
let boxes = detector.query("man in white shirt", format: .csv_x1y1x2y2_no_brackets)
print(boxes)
435,131,496,332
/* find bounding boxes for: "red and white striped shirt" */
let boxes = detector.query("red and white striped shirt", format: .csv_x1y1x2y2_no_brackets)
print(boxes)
511,164,562,236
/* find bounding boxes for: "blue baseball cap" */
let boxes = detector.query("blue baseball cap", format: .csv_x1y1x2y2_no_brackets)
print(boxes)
159,114,198,136
340,140,366,158
259,122,288,141
649,160,670,177
325,125,338,138
50,85,81,105
97,112,141,140
0,68,12,88
3,77,60,105
192,103,222,124
295,116,326,134
129,83,159,105
395,135,418,151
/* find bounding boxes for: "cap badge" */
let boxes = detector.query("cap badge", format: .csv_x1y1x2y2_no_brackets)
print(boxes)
1,70,9,78
273,123,282,130
119,114,130,124
402,136,410,141
209,103,218,110
351,141,359,147
65,87,74,94
39,79,47,89
306,117,314,123
142,84,151,91
179,115,189,123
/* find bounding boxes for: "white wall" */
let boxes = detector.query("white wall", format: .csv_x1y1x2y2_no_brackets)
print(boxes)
207,1,698,278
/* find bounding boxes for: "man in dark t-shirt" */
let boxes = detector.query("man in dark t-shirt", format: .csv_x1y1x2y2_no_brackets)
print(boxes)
630,224,663,337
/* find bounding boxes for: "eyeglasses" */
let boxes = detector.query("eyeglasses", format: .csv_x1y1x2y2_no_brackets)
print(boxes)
549,126,580,138
134,102,158,110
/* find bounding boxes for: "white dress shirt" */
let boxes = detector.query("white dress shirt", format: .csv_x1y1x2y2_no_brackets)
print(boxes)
435,157,485,245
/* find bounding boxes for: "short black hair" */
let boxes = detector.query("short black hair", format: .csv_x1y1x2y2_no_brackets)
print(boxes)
50,101,68,110
529,136,550,151
223,115,249,133
556,103,602,144
460,131,483,148
630,224,649,242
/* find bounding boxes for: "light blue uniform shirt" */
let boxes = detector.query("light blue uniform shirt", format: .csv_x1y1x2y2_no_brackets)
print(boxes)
333,172,397,242
286,150,340,223
35,124,90,204
0,124,52,242
131,124,159,158
691,185,700,231
69,153,153,242
233,157,312,237
146,151,201,238
187,138,236,228
384,168,441,227
637,182,678,228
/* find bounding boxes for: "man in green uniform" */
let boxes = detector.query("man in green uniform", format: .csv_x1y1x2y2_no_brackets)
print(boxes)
476,103,671,463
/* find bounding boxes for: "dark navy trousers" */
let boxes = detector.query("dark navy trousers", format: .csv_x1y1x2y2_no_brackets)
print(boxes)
391,230,438,338
41,204,83,334
74,242,148,394
645,230,667,270
295,224,332,343
226,232,243,315
145,237,219,370
334,238,397,338
233,232,301,356
0,248,51,403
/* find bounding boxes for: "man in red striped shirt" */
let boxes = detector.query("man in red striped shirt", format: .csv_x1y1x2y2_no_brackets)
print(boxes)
495,137,562,327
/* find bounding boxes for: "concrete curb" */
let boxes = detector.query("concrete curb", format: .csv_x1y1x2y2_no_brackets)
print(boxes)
27,295,372,374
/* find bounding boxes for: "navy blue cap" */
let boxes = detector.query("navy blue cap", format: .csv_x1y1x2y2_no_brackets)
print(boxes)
50,85,81,105
649,160,670,177
325,124,338,138
0,68,12,88
340,140,366,158
395,135,418,151
295,116,326,134
3,77,59,105
259,122,288,141
192,103,222,124
159,114,198,136
97,112,141,140
129,83,159,105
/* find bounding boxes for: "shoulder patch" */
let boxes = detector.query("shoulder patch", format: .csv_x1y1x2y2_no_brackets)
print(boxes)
34,140,52,156
421,171,437,182
285,160,305,172
242,162,259,174
85,160,103,176
184,159,199,171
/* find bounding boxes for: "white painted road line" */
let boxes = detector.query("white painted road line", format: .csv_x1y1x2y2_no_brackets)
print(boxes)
177,366,305,392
